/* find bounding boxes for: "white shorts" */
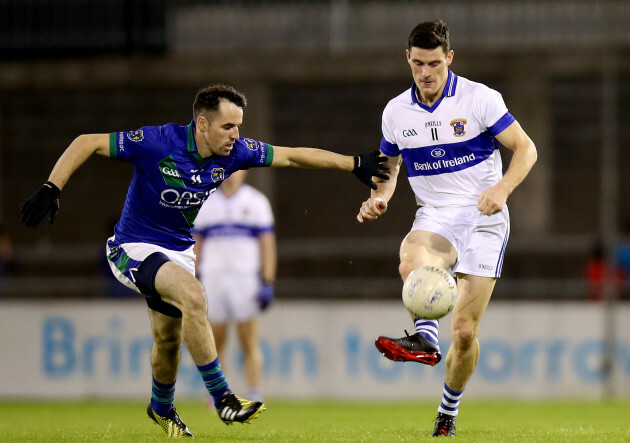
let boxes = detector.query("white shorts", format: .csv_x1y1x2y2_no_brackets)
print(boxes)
105,236,196,294
200,270,260,324
410,206,510,278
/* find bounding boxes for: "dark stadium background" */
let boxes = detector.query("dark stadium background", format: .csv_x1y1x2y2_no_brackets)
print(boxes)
1,0,629,304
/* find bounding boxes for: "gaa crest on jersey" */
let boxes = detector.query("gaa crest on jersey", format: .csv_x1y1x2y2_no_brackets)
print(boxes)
402,129,418,137
211,168,225,183
126,129,144,142
450,119,467,137
244,138,259,151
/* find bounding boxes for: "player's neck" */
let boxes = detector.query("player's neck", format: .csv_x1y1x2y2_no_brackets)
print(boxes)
415,84,445,107
193,131,217,158
196,143,213,158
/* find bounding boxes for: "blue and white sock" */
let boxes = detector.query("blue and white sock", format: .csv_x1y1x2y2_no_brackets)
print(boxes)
151,378,176,417
414,318,440,347
197,358,230,407
437,383,464,417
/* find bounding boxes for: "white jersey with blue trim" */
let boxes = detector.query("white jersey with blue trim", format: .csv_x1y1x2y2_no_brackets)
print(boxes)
380,71,515,208
193,184,274,273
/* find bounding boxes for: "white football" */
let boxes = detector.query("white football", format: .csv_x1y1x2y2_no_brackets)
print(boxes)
402,266,457,320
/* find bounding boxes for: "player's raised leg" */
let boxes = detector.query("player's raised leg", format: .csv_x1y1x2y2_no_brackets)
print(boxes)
154,262,265,425
375,230,456,364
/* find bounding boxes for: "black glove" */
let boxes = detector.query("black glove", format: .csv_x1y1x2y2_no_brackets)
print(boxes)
352,151,391,190
21,181,61,227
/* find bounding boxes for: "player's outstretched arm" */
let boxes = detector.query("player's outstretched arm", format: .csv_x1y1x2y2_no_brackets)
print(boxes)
357,154,401,223
47,134,111,190
21,133,111,227
270,146,390,189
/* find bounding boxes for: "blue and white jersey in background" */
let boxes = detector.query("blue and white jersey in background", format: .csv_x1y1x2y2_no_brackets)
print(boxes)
193,184,274,273
380,71,515,207
109,121,273,251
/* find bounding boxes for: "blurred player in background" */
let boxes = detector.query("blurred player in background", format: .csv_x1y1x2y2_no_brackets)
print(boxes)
193,169,276,403
584,240,627,301
21,83,389,439
357,20,537,436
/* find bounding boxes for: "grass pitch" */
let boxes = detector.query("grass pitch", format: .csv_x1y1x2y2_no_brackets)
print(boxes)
0,399,629,442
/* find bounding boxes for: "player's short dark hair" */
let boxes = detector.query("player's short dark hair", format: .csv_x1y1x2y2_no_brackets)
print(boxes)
408,20,450,55
193,84,247,120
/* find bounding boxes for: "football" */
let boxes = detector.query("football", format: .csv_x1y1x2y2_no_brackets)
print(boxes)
402,265,457,319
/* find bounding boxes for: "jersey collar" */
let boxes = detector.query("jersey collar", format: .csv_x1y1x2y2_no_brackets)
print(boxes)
411,69,458,112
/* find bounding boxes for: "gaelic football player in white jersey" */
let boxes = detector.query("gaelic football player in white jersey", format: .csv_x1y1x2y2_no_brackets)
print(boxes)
193,169,276,404
357,20,537,437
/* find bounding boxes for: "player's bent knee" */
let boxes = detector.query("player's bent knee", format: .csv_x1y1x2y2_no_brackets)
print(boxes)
399,261,415,280
154,333,182,353
134,252,183,318
183,282,207,313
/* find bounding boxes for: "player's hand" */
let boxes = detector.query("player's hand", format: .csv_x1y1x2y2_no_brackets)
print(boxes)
352,151,390,190
477,183,508,215
257,282,274,311
21,181,61,227
357,197,388,223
